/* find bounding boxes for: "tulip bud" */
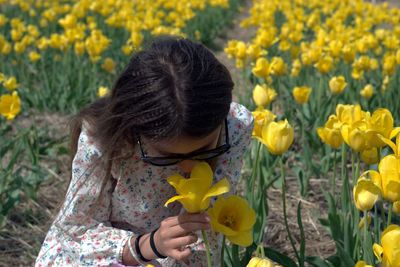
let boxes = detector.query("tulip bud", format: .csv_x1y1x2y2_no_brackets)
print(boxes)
329,76,347,95
292,86,312,104
252,84,277,107
255,119,294,155
353,178,381,211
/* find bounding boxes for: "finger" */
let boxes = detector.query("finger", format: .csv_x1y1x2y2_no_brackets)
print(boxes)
168,222,210,237
168,233,198,248
170,247,192,262
171,212,210,226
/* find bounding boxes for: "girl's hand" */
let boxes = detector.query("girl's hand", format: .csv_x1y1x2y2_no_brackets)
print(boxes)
153,211,211,263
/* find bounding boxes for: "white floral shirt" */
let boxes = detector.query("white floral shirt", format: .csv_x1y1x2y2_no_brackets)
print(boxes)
35,102,254,267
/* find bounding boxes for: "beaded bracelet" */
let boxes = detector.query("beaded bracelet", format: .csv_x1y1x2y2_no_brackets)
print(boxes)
150,228,167,259
135,234,152,262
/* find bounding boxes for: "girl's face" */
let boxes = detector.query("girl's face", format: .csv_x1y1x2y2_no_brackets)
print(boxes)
143,124,223,175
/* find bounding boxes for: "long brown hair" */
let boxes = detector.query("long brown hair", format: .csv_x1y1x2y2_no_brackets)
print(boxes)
62,35,234,223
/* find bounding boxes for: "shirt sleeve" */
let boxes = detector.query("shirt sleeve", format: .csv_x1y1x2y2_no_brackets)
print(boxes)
35,123,144,267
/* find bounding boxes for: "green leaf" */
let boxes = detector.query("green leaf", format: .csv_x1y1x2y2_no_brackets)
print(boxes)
264,247,297,267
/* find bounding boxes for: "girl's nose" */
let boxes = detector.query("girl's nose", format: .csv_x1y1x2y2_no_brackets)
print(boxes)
177,160,200,175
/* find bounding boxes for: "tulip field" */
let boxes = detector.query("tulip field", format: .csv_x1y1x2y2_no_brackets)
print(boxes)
2,0,400,266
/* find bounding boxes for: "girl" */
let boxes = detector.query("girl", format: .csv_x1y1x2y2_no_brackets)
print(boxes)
35,35,254,267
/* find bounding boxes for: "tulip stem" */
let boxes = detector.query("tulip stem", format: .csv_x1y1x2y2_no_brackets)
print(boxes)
221,235,225,267
280,157,301,263
363,211,368,261
250,142,262,203
332,149,337,197
201,230,212,267
388,203,393,226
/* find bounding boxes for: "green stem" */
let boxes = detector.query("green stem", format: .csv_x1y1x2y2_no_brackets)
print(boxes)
351,151,355,185
379,201,386,229
201,230,212,267
250,142,262,203
221,235,225,267
363,211,368,261
332,149,337,197
388,202,393,226
280,157,301,263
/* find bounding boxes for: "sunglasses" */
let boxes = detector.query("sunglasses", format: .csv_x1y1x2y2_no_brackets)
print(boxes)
137,118,230,166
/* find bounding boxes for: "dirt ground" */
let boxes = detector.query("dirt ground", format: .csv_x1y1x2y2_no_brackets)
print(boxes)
1,0,397,266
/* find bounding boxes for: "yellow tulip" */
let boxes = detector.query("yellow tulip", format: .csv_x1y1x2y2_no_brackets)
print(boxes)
329,76,347,95
246,44,263,61
234,41,247,59
165,162,230,213
378,127,400,156
252,84,277,108
292,86,312,104
360,84,374,100
360,147,379,165
97,86,109,98
315,56,333,74
28,51,41,62
342,44,356,63
353,177,381,211
317,115,343,149
366,109,395,147
336,104,366,125
373,224,400,266
0,91,21,121
378,155,400,202
252,108,276,138
355,260,372,267
207,195,255,247
269,57,287,76
247,257,274,267
3,76,19,91
393,201,400,215
101,57,116,73
255,119,294,155
252,57,270,79
341,121,369,152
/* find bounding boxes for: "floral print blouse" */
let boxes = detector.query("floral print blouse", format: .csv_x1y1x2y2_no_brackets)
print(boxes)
35,102,254,267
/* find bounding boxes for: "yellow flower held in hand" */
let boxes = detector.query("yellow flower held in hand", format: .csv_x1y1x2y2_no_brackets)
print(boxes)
292,86,312,104
373,224,400,266
255,119,294,155
207,195,256,247
165,161,230,213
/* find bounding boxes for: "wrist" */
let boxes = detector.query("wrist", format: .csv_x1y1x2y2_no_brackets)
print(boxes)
138,233,159,261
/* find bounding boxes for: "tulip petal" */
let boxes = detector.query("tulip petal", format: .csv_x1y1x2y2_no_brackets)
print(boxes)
202,178,230,203
378,134,397,156
190,162,213,187
167,174,184,190
227,229,253,247
164,195,186,207
373,243,384,261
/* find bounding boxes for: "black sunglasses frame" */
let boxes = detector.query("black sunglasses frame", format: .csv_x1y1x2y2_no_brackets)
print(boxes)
137,118,231,166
